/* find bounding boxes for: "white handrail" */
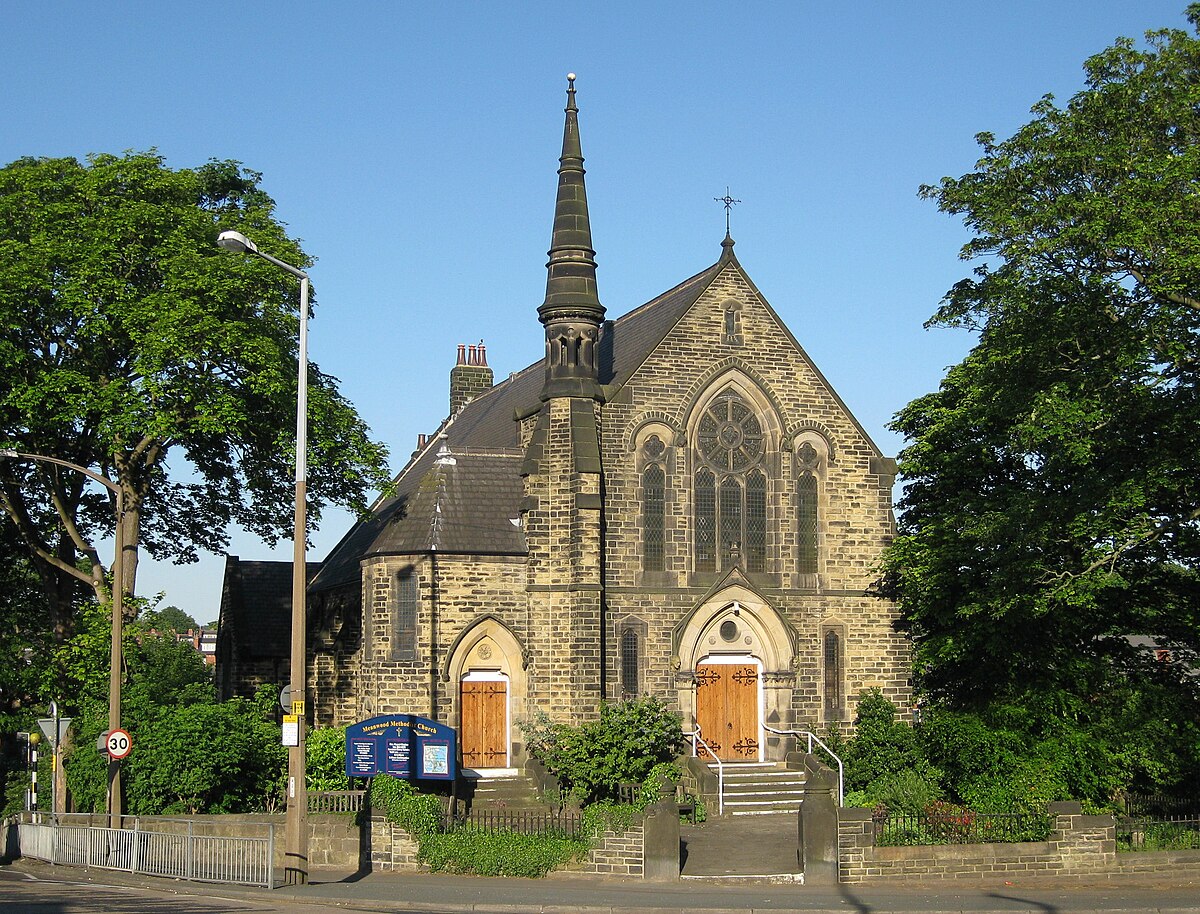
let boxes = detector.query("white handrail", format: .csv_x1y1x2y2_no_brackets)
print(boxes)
684,727,725,815
763,725,844,806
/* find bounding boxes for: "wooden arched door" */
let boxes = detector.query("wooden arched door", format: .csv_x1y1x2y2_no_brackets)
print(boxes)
695,660,760,760
460,675,508,769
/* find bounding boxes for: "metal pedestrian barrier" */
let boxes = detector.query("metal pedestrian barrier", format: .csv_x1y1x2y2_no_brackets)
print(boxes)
16,813,275,888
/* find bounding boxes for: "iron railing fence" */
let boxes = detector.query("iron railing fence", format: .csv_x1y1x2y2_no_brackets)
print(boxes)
1116,815,1200,852
444,808,583,838
873,810,1053,846
16,813,275,887
1124,794,1200,817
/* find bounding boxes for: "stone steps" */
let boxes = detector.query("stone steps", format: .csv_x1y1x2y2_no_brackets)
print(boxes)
712,762,806,816
463,771,548,811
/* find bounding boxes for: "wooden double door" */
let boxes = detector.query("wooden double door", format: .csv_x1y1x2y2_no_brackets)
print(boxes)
695,662,760,761
461,679,508,769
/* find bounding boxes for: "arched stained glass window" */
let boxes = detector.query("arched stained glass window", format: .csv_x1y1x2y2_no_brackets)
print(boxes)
643,463,665,571
695,468,717,572
746,470,767,573
797,474,819,575
693,389,769,573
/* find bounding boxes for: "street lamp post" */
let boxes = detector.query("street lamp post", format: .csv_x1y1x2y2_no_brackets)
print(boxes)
0,449,125,828
216,229,310,885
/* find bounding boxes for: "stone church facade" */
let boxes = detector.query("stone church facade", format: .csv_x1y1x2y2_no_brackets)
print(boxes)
302,78,910,771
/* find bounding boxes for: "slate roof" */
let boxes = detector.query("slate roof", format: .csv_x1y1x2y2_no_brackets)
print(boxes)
309,254,727,594
219,557,322,658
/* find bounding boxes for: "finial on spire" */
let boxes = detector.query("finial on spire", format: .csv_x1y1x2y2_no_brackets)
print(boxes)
566,72,577,111
715,187,741,237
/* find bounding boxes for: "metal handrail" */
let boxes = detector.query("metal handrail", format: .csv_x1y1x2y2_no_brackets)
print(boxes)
762,724,844,806
685,727,725,815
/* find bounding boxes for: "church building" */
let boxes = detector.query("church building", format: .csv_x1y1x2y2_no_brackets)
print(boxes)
296,77,911,772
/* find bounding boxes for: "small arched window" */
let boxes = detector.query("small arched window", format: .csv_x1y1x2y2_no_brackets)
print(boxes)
796,442,822,577
620,627,640,697
823,630,843,720
394,571,418,661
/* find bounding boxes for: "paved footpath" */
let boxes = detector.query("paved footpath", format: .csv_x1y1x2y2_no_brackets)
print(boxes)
4,859,1199,914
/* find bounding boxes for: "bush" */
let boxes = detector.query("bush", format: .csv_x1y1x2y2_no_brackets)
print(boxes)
369,774,443,836
844,689,936,791
419,828,587,877
306,726,351,792
124,698,286,814
867,768,943,814
521,696,685,804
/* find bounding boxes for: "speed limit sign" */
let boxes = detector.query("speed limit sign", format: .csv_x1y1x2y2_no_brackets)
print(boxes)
106,728,132,760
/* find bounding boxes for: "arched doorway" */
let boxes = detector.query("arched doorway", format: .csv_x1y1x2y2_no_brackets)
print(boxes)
673,578,797,762
461,671,509,770
443,615,528,774
695,654,762,760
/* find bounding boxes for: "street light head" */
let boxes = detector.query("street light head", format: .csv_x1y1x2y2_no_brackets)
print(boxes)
0,449,17,458
217,230,258,255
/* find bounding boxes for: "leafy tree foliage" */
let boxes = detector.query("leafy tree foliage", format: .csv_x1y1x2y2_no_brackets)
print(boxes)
123,696,286,815
880,7,1200,780
146,605,200,634
522,697,685,804
306,726,352,792
0,150,390,645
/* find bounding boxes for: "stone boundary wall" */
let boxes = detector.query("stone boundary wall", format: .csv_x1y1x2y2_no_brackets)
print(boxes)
837,802,1200,883
368,816,654,879
579,824,645,877
369,817,422,871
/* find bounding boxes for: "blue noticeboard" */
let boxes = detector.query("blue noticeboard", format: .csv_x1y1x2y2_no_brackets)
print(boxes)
344,715,457,780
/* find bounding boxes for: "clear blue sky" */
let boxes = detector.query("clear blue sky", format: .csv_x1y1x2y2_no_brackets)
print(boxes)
4,1,1191,623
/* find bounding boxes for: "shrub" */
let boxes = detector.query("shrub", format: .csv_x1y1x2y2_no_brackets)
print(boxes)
844,689,935,791
521,696,685,804
867,768,943,814
306,726,351,792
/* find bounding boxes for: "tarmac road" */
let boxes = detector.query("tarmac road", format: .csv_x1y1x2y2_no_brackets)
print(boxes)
2,859,1199,914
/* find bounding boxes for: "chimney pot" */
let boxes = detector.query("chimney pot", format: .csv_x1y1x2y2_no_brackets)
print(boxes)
456,344,467,366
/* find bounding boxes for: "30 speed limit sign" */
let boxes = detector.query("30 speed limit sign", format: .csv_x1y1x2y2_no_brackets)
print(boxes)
106,728,132,760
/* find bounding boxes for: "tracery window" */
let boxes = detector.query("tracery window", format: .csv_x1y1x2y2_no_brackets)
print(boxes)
796,442,821,576
694,390,767,573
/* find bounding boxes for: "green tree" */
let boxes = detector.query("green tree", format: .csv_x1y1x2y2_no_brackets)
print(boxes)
880,7,1200,795
0,150,390,648
146,605,199,634
123,696,286,814
882,9,1200,700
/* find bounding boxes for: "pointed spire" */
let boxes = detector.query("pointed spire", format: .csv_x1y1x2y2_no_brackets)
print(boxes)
538,73,602,326
539,73,605,401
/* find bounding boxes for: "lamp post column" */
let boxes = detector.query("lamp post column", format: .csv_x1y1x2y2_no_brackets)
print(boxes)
285,273,310,886
217,230,311,886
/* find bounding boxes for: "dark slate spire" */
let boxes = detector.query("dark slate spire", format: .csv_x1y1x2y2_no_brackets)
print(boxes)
538,73,605,401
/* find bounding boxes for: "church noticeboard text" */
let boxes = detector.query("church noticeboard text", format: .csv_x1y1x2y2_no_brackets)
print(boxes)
344,714,457,780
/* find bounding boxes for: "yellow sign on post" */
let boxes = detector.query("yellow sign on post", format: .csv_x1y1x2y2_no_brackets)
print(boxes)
291,700,305,717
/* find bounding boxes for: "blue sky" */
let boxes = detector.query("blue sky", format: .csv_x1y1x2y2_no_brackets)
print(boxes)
4,1,1191,622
